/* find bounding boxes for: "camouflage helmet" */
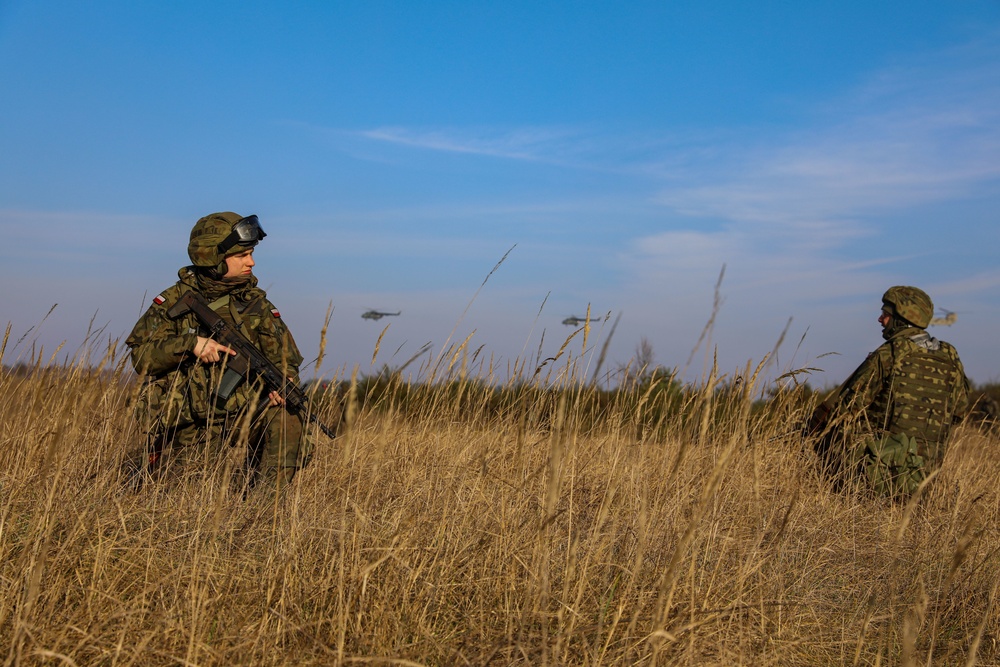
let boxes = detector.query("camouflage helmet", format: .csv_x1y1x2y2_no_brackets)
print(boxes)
187,212,266,271
882,286,934,329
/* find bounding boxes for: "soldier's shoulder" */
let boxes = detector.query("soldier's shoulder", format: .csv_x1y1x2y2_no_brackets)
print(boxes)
867,341,894,362
874,339,894,353
146,279,194,311
237,286,273,311
260,297,290,326
848,343,894,380
888,332,930,358
128,280,187,342
246,284,271,302
139,282,181,310
937,338,960,354
938,339,966,365
239,288,291,326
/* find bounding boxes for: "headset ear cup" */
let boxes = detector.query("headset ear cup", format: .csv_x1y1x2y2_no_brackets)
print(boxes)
209,258,228,279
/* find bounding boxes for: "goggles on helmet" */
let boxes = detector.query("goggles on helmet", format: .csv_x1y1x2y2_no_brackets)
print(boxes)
217,214,267,255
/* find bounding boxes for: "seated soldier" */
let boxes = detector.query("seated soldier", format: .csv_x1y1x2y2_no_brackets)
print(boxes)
810,286,970,497
125,212,311,492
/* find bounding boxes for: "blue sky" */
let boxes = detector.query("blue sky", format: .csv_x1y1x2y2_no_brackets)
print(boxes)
2,1,999,389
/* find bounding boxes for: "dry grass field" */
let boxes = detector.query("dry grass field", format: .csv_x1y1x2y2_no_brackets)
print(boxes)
2,330,999,666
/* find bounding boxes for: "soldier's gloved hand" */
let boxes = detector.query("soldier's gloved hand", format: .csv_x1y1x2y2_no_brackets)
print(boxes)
193,336,236,363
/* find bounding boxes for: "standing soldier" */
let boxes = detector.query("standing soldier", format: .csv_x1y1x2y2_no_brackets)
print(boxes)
810,286,970,497
125,212,311,492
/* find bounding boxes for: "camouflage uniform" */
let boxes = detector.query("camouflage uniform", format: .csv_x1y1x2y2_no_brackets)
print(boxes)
814,286,970,497
125,212,310,490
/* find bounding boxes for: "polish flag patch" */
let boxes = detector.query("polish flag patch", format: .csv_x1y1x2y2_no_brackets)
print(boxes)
153,294,166,306
271,308,281,318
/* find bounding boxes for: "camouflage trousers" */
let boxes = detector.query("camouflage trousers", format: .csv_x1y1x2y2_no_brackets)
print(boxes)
126,405,310,493
818,431,930,499
859,433,930,498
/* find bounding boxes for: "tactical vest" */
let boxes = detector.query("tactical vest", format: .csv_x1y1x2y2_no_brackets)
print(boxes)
162,287,283,420
869,333,962,463
198,293,268,349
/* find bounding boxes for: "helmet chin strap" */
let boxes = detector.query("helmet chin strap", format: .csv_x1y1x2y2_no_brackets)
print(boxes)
882,314,915,341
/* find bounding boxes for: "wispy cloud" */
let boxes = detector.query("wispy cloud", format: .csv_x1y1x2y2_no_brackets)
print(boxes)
618,228,913,304
347,34,1000,243
357,125,585,163
611,32,1000,323
303,33,1000,383
929,269,1000,300
654,37,1000,233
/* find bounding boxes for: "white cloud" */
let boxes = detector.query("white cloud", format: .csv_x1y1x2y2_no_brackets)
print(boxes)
319,35,1000,384
347,34,1000,238
926,269,1000,301
653,39,1000,233
610,33,1000,323
356,125,586,164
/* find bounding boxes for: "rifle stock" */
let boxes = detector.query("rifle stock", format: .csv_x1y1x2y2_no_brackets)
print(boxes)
167,290,337,439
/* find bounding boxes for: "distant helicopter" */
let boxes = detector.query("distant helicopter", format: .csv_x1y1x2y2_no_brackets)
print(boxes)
562,316,601,326
929,310,957,326
361,310,401,321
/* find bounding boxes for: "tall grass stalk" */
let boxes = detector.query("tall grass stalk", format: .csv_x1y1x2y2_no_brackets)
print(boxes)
1,327,999,665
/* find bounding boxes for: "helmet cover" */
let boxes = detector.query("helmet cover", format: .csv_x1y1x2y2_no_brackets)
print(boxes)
187,212,264,270
882,285,934,328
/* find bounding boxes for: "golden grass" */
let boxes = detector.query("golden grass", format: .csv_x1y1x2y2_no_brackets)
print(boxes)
1,339,999,666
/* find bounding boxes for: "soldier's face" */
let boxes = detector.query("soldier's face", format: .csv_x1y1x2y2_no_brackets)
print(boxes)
878,309,892,329
223,249,255,279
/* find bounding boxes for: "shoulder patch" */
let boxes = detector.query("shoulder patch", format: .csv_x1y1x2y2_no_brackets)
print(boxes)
271,308,281,318
153,294,167,306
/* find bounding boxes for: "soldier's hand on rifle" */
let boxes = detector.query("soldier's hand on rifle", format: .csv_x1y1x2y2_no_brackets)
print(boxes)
193,336,236,363
267,389,287,407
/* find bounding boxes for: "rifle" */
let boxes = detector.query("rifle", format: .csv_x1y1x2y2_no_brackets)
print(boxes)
167,290,337,439
764,402,833,444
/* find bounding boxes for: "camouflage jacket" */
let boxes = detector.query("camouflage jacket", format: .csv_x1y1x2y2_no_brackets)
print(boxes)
828,326,970,464
126,267,303,424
